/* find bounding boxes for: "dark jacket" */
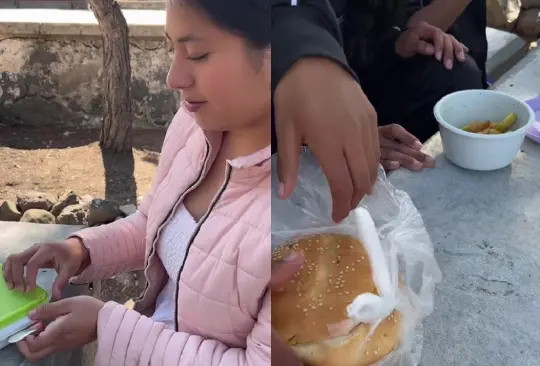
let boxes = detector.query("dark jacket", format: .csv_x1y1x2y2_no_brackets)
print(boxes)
270,0,406,153
271,0,407,91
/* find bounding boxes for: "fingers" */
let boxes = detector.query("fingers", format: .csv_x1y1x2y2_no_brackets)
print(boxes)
369,122,381,186
29,301,70,322
2,257,14,290
391,138,433,167
345,144,372,210
4,249,32,291
9,253,26,292
51,270,71,300
24,247,54,293
271,252,305,289
452,37,467,62
4,244,48,292
381,145,434,171
381,148,423,171
412,22,468,68
432,29,444,61
316,148,353,223
276,120,302,200
442,34,454,70
25,325,59,354
415,40,435,57
17,338,55,363
381,160,401,171
414,22,443,60
380,124,422,150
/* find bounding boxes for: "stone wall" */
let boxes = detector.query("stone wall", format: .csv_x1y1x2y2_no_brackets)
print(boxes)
0,9,177,129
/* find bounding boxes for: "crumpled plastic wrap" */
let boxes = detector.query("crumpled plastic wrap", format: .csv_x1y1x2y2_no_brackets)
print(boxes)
271,151,442,365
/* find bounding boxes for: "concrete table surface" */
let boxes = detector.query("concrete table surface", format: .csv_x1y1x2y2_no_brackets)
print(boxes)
389,137,540,366
0,222,95,366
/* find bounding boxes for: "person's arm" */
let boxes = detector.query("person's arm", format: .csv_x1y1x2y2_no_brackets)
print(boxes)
271,0,357,93
93,290,271,365
68,109,186,284
408,0,472,31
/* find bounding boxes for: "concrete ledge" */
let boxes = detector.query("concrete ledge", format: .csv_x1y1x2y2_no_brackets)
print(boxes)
119,0,165,10
0,9,165,38
486,27,528,82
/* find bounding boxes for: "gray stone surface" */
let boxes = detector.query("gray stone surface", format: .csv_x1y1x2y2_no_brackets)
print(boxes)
486,27,528,82
491,46,540,102
0,222,96,366
390,138,540,366
389,50,540,365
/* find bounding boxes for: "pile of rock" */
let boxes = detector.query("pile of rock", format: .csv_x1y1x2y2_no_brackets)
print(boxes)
0,191,137,226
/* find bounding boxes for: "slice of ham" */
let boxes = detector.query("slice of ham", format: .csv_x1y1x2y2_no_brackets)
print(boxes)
327,319,355,338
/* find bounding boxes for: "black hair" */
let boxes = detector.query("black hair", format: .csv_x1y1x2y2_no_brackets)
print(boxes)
172,0,270,51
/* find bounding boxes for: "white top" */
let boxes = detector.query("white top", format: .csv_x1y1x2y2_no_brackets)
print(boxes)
151,204,197,328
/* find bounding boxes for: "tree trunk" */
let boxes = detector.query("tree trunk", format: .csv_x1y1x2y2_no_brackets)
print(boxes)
89,0,133,152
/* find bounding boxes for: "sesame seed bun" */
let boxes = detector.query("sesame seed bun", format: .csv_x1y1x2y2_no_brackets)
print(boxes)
272,233,401,366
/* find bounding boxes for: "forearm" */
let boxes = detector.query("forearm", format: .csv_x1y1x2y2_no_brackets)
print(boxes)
95,294,271,365
69,211,148,283
271,0,357,93
408,0,472,31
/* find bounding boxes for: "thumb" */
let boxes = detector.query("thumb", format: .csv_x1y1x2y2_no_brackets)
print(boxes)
271,252,304,289
29,300,70,322
276,120,301,200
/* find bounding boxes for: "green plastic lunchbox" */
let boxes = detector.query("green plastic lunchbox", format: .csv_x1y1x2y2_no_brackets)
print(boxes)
0,264,48,350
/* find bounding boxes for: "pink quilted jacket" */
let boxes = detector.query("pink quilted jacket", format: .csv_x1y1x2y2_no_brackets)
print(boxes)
70,108,271,365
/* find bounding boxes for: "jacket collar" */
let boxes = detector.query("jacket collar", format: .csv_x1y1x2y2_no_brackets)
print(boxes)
203,130,271,180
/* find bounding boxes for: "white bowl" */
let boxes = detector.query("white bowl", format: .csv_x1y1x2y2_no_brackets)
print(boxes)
434,90,535,171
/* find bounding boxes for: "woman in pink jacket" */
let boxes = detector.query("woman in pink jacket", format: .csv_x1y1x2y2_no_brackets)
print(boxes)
3,0,271,365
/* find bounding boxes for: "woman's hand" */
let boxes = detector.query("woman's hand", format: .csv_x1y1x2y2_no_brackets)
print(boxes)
3,238,89,299
271,252,305,366
275,57,381,223
395,21,468,70
379,124,435,171
17,296,104,362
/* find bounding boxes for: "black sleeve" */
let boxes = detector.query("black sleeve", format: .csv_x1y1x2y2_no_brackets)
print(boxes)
271,0,358,94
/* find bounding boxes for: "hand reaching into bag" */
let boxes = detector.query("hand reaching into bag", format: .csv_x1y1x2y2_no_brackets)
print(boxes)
379,124,435,171
274,58,380,223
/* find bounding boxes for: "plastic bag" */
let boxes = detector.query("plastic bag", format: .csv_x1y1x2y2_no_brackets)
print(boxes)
271,150,442,366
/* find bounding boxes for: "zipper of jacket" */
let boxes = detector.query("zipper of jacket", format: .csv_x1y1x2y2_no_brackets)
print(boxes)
137,141,211,301
174,163,233,331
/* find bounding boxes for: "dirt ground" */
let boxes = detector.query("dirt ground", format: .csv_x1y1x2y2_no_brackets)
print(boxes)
0,125,166,304
0,125,165,205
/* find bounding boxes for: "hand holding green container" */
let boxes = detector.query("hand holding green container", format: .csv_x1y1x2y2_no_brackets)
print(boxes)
0,264,49,350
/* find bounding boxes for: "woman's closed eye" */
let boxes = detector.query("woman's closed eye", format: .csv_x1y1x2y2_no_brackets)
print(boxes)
187,53,210,62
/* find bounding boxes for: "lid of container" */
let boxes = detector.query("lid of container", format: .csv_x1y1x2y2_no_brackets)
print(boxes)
0,264,48,331
526,97,540,144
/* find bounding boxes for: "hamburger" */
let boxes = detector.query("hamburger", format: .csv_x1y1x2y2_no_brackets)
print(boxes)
272,233,401,366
